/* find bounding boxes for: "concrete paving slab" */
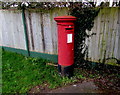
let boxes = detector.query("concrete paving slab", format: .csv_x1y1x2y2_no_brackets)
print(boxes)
49,80,104,93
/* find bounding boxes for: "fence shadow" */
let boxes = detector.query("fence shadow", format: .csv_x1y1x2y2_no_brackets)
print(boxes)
74,59,120,74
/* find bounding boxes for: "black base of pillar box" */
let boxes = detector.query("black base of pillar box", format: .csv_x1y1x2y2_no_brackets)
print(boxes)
58,64,74,78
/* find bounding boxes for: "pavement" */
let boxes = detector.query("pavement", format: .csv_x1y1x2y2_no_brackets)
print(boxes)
49,80,104,93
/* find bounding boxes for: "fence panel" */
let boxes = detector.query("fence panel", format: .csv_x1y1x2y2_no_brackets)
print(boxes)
0,7,120,62
1,10,26,50
85,8,120,62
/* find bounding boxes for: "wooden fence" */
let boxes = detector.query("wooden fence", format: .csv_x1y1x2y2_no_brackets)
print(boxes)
85,7,120,63
0,8,69,55
0,7,120,63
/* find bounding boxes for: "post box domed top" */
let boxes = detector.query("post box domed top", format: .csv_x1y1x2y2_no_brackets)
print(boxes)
54,16,76,22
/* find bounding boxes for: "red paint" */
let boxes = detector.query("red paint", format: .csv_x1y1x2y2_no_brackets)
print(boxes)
54,16,76,66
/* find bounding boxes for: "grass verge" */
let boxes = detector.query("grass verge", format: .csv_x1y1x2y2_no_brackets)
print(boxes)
2,50,119,93
2,50,78,93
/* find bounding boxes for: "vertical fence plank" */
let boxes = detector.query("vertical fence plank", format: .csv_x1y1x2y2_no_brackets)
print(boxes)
30,12,44,52
117,8,120,59
95,10,101,61
43,13,53,54
113,8,118,58
50,12,58,54
98,9,105,62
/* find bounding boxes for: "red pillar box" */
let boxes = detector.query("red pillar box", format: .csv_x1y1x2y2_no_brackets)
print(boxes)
54,16,76,77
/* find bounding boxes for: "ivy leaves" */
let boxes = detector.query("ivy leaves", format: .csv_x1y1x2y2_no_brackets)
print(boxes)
70,3,100,66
